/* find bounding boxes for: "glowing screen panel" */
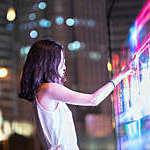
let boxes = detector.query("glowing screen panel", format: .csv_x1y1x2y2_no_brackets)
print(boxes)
114,0,150,149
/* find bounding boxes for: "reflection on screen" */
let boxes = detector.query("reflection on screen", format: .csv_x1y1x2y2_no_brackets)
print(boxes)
120,40,150,123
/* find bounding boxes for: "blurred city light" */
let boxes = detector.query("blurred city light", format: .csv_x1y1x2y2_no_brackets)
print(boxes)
66,18,75,26
39,19,51,28
28,13,36,20
38,2,47,10
73,18,96,27
107,61,112,72
0,67,8,78
0,130,7,141
74,19,79,25
3,121,12,135
112,54,119,71
0,120,34,141
30,30,38,38
68,41,81,51
55,16,64,25
88,51,101,61
73,41,81,49
20,46,31,56
6,8,16,21
85,114,112,137
87,19,96,27
129,24,138,47
12,121,34,137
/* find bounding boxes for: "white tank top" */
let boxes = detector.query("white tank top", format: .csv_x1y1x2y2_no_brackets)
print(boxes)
33,99,79,150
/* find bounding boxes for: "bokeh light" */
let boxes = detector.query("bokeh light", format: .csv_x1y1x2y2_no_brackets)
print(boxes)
30,30,38,38
12,121,34,137
66,18,75,26
3,121,12,135
38,2,47,10
28,13,36,20
88,51,101,61
0,67,8,78
107,61,112,72
6,8,16,21
39,19,51,28
87,20,96,27
20,46,31,56
55,16,64,25
68,41,81,51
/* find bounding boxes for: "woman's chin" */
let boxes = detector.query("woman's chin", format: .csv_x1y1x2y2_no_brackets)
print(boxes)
60,74,64,78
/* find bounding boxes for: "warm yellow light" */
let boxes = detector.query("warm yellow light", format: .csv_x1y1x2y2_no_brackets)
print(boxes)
12,121,34,137
112,120,115,128
3,121,12,135
0,129,8,141
107,61,112,72
0,67,8,78
6,8,16,21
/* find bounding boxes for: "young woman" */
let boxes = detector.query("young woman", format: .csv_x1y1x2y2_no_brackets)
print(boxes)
19,39,135,150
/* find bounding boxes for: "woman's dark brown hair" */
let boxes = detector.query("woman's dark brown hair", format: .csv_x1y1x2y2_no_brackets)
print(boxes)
19,39,63,101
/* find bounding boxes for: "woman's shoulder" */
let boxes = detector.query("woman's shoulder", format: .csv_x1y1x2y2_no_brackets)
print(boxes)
39,82,64,93
37,82,65,100
37,82,60,111
38,82,57,92
39,82,61,89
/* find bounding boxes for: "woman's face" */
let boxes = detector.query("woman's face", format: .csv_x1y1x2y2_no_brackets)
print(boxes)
58,51,66,78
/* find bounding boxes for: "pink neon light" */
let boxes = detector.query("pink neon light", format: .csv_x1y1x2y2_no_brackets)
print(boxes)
134,33,150,57
133,0,150,47
134,34,150,93
135,0,150,31
114,0,150,122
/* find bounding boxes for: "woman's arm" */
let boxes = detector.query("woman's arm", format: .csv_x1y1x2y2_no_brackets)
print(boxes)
92,67,134,105
43,59,135,106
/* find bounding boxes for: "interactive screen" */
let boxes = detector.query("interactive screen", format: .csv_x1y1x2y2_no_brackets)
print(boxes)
114,0,150,124
114,0,150,149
